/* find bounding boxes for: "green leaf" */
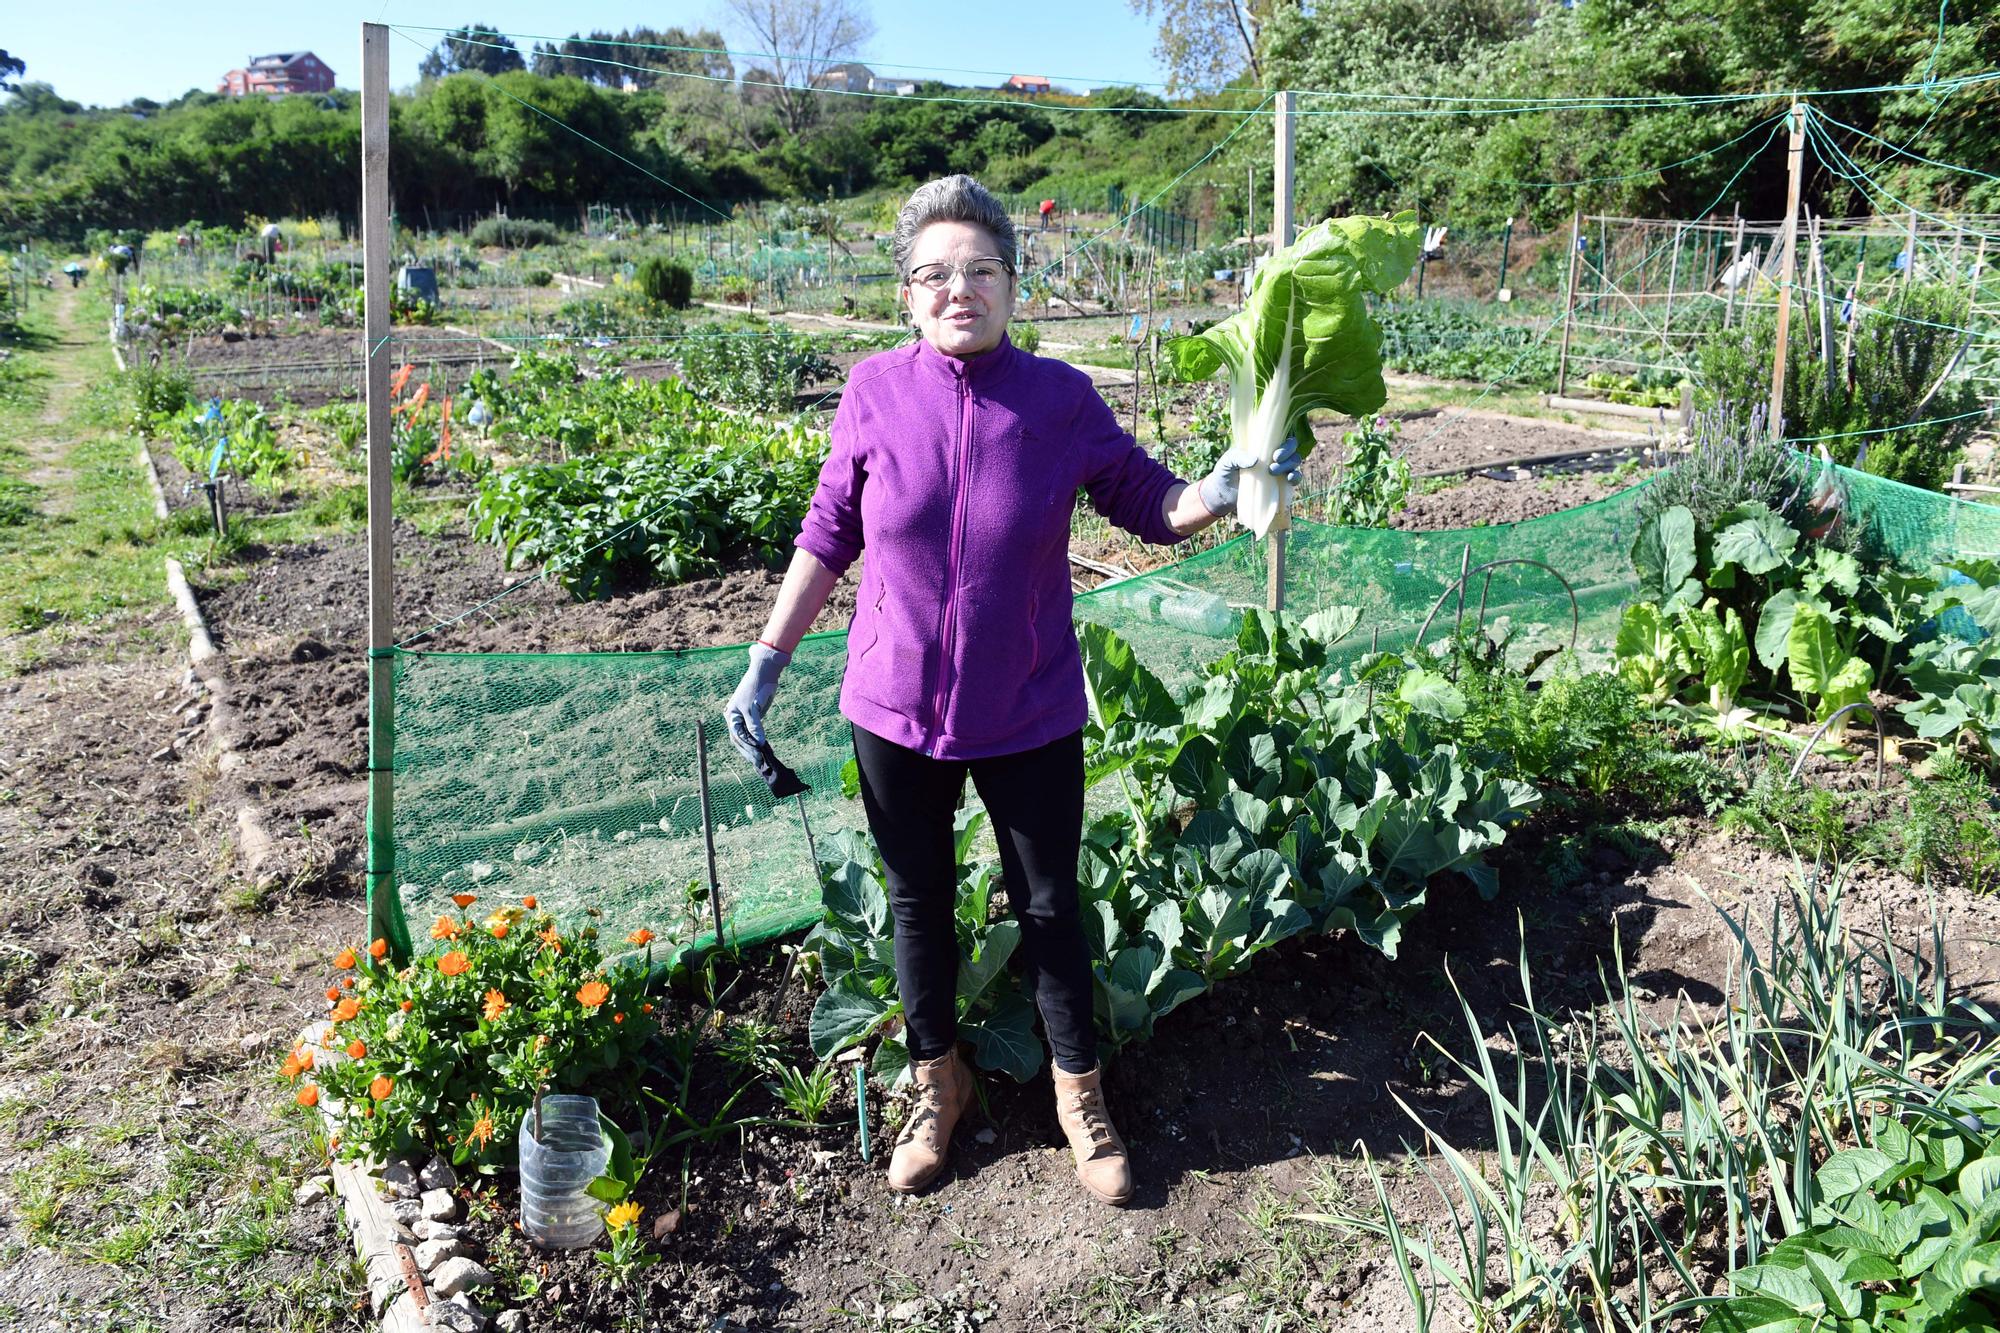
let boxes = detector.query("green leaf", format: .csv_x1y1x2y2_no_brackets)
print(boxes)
1632,505,1700,610
1301,605,1362,648
1788,604,1874,717
1819,1147,1899,1198
1698,1295,1812,1333
808,972,891,1059
1958,1155,2000,1207
1756,588,1804,672
962,990,1043,1082
1396,669,1467,720
955,920,1019,1006
1715,505,1800,576
1731,1261,1825,1313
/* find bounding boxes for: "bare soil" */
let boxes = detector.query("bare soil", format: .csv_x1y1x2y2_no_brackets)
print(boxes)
179,326,509,409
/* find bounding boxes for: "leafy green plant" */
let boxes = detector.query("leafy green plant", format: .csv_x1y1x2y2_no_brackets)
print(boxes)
676,328,836,411
1316,414,1411,528
469,216,564,249
1899,751,2000,893
1375,298,1559,387
806,807,1046,1084
635,256,693,309
766,1062,837,1125
285,895,656,1167
165,396,296,489
1165,212,1421,536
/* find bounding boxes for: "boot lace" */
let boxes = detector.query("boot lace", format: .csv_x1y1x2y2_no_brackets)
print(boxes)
898,1078,950,1148
1064,1090,1117,1153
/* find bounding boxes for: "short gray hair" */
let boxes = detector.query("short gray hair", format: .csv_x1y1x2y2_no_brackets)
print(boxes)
892,175,1018,282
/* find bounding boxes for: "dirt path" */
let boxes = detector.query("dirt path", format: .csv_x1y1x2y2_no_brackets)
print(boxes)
0,305,359,1330
19,286,97,514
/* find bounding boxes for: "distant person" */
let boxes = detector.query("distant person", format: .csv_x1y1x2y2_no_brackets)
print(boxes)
62,262,85,288
724,173,1299,1208
106,244,133,276
1038,198,1055,231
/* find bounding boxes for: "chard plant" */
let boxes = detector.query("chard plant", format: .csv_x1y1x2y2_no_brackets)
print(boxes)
1166,212,1421,537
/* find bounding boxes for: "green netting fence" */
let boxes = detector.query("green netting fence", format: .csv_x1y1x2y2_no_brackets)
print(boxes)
379,461,2000,961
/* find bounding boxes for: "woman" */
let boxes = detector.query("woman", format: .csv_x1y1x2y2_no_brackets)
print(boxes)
725,175,1299,1205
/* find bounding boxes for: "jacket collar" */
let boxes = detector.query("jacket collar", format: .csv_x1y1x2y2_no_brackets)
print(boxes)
912,333,1018,388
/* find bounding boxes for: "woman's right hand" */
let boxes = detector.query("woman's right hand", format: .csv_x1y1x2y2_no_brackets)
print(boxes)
724,641,791,770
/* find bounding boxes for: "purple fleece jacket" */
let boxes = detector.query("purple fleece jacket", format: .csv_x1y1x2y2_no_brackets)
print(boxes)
796,334,1189,760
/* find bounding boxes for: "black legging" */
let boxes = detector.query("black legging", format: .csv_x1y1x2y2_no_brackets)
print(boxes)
850,724,1097,1074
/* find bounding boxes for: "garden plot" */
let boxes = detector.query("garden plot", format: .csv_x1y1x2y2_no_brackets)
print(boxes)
179,326,509,410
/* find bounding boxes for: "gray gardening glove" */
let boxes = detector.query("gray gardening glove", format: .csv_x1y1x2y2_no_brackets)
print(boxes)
1198,435,1304,517
724,641,791,771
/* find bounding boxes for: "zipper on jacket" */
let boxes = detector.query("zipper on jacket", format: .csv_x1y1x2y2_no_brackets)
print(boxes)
927,376,974,756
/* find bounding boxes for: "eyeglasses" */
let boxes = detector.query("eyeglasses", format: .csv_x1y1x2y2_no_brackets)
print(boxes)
907,258,1015,292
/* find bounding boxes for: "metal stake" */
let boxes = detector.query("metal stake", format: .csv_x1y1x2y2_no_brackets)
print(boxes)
695,721,726,950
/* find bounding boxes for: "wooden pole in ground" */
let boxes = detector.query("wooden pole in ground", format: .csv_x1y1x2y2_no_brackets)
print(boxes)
1768,103,1807,439
1267,89,1295,614
1555,211,1583,397
1663,223,1684,341
360,22,407,960
1724,207,1745,328
1904,208,1919,289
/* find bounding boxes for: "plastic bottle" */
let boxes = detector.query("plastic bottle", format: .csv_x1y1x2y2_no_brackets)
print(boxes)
518,1094,611,1248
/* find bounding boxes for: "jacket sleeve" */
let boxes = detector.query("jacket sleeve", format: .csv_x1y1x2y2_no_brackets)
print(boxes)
795,388,866,576
1075,382,1186,547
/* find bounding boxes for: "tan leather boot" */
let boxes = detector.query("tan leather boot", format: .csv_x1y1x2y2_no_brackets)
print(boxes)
1053,1064,1132,1205
885,1049,972,1194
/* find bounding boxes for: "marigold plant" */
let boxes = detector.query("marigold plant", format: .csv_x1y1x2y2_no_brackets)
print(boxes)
300,899,657,1166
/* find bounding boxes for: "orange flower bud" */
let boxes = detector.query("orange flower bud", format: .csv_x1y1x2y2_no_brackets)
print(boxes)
369,938,389,959
346,1040,367,1060
400,999,414,1012
613,1013,625,1025
370,1075,394,1101
522,895,538,909
296,1085,320,1107
490,922,509,939
340,976,355,990
333,947,358,970
627,928,655,946
325,987,341,1003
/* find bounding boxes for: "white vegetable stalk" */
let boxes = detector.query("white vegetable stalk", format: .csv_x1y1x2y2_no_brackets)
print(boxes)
1228,306,1296,540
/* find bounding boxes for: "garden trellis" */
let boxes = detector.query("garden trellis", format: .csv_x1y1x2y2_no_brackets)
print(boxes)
350,21,2000,961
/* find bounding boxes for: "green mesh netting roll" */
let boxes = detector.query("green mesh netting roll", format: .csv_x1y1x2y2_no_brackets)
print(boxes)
385,463,2000,956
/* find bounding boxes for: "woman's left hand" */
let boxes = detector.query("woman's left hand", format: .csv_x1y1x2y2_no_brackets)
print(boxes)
1196,435,1304,517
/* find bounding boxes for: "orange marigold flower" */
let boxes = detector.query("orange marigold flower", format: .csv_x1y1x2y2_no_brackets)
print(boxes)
490,922,510,940
296,1084,320,1108
369,938,390,960
470,1114,495,1149
538,923,562,954
438,951,471,978
370,1075,394,1101
431,915,462,942
340,976,355,990
400,999,414,1012
324,987,341,1003
522,895,538,909
332,997,361,1023
627,928,655,946
295,1046,315,1071
613,1013,625,1025
642,1003,654,1014
346,1040,367,1060
482,989,508,1022
576,979,610,1009
333,947,358,970
362,1105,375,1119
452,893,478,909
279,1054,303,1080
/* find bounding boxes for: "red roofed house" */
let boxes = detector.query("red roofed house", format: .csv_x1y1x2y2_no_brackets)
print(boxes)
219,52,336,97
1003,74,1051,96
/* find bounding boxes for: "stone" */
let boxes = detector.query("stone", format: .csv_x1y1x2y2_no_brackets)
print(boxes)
391,1198,424,1228
420,1187,458,1222
295,1174,332,1203
414,1236,466,1270
413,1219,464,1242
428,1257,495,1299
495,1312,528,1333
887,1298,927,1322
238,1030,276,1054
420,1155,458,1192
381,1161,420,1200
430,1294,490,1333
973,1128,997,1145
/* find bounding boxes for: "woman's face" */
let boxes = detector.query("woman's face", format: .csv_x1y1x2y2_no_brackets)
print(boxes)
902,220,1017,359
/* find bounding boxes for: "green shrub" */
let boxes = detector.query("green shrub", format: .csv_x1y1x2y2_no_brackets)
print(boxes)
1695,283,1981,491
1008,321,1040,354
126,359,193,434
635,256,693,309
467,216,564,250
523,268,554,288
676,328,835,410
1636,401,1840,543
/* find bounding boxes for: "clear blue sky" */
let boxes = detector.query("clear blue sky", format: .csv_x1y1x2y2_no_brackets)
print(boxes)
5,2,1173,107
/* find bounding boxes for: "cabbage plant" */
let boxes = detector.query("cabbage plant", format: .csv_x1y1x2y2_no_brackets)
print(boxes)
1166,211,1421,537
